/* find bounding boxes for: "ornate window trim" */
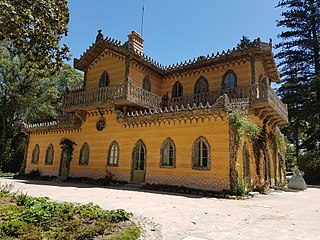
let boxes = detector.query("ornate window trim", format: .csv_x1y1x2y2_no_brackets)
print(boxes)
172,81,183,98
31,144,40,165
142,76,151,92
222,70,237,89
194,76,209,94
45,144,54,165
99,71,110,88
192,136,211,170
96,117,106,131
107,141,120,166
79,142,90,166
160,138,176,168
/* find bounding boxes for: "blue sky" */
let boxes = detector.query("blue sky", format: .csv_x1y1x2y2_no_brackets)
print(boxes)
64,0,284,66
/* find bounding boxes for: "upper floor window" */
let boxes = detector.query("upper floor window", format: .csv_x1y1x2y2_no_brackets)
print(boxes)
79,142,89,165
172,81,183,98
45,144,54,165
194,76,209,94
99,71,109,88
142,76,151,92
222,71,237,89
31,144,40,164
108,141,119,166
192,137,211,170
160,138,176,167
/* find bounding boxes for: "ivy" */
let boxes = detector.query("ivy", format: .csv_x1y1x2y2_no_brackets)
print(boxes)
59,138,76,162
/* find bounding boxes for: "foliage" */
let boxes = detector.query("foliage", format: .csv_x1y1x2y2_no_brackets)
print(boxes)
229,111,261,144
0,0,70,70
0,182,14,197
0,193,137,239
229,110,261,193
109,227,141,240
236,36,252,49
0,171,17,177
0,44,82,173
59,138,77,163
236,179,249,197
276,0,320,183
298,149,320,184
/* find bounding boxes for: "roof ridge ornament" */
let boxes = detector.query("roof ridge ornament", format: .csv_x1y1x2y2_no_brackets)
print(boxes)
96,29,104,43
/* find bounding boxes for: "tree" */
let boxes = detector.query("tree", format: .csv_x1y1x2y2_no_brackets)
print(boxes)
0,0,70,70
276,0,320,183
0,43,82,172
236,36,252,49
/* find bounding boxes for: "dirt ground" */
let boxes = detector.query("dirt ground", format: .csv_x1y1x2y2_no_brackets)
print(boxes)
1,178,319,240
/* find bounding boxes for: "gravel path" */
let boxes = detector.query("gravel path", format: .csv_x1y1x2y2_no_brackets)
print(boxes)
1,178,319,240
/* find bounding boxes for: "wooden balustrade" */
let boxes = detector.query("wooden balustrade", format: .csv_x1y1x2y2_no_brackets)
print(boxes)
168,82,288,123
62,81,162,110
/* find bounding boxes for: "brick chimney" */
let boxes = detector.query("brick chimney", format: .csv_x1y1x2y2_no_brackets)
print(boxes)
128,31,144,54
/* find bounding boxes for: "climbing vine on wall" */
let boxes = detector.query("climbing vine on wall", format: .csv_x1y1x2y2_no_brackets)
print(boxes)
229,110,261,194
59,138,76,162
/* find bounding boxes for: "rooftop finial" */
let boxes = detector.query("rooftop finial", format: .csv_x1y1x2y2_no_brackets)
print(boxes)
96,29,104,42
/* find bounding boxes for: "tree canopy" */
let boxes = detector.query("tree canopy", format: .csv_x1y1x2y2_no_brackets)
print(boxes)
0,43,82,172
0,0,70,70
276,0,320,183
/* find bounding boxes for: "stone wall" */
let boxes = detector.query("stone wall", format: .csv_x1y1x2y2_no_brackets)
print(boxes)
146,174,230,191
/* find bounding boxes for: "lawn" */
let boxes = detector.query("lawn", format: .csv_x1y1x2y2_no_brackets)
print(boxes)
0,183,140,240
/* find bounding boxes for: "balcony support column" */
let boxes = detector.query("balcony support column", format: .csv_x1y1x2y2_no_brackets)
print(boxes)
250,57,256,84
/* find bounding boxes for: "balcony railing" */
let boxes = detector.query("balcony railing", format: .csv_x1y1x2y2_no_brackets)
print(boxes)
22,113,82,132
62,81,162,110
166,81,288,123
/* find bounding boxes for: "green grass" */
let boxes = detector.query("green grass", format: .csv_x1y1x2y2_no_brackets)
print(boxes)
0,172,17,178
0,187,140,240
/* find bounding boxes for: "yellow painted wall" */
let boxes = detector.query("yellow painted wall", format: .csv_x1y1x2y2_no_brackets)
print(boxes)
26,112,230,182
255,60,265,83
86,52,126,90
129,63,162,96
163,61,251,98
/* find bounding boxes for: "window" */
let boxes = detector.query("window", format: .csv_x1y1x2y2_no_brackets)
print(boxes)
45,144,54,165
99,71,109,88
133,140,146,171
194,76,209,94
160,138,176,167
31,144,40,164
192,137,210,169
79,142,89,165
172,81,183,98
142,76,151,92
108,141,119,166
222,71,237,89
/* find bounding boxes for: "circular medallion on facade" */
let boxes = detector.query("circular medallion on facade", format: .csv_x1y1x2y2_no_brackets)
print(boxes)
96,117,106,131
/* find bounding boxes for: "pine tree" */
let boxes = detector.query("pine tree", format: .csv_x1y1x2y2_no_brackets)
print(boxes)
276,0,320,183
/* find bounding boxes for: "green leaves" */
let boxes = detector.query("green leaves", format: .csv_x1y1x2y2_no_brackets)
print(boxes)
0,0,70,71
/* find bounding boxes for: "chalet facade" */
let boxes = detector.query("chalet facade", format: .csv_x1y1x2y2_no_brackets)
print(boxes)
23,30,288,191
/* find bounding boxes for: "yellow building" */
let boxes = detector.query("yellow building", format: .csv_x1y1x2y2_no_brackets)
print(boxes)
23,30,288,192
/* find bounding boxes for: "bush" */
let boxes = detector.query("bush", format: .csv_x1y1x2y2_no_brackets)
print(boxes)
108,209,133,223
298,150,320,184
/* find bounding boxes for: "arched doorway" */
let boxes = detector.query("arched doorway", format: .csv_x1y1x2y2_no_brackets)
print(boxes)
132,140,146,182
59,147,70,179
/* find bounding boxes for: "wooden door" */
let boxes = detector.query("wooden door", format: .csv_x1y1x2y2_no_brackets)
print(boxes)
132,141,146,182
59,148,70,179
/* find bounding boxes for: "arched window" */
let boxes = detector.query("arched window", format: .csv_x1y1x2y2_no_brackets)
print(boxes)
45,144,54,165
194,76,209,95
242,142,250,183
172,81,183,98
108,141,119,166
222,71,237,89
31,144,40,164
142,76,151,92
79,142,89,165
160,138,176,167
133,140,146,171
192,137,210,169
99,71,109,88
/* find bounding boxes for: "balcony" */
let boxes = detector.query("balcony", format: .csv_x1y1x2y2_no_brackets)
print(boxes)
62,81,162,111
166,81,288,126
22,113,82,133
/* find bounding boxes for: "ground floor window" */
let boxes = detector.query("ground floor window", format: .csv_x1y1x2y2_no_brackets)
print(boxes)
192,137,210,169
79,142,89,165
31,144,40,164
160,138,175,167
45,144,54,165
108,141,119,166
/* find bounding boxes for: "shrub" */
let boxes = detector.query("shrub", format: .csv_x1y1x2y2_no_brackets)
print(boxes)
0,182,14,197
108,209,133,223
